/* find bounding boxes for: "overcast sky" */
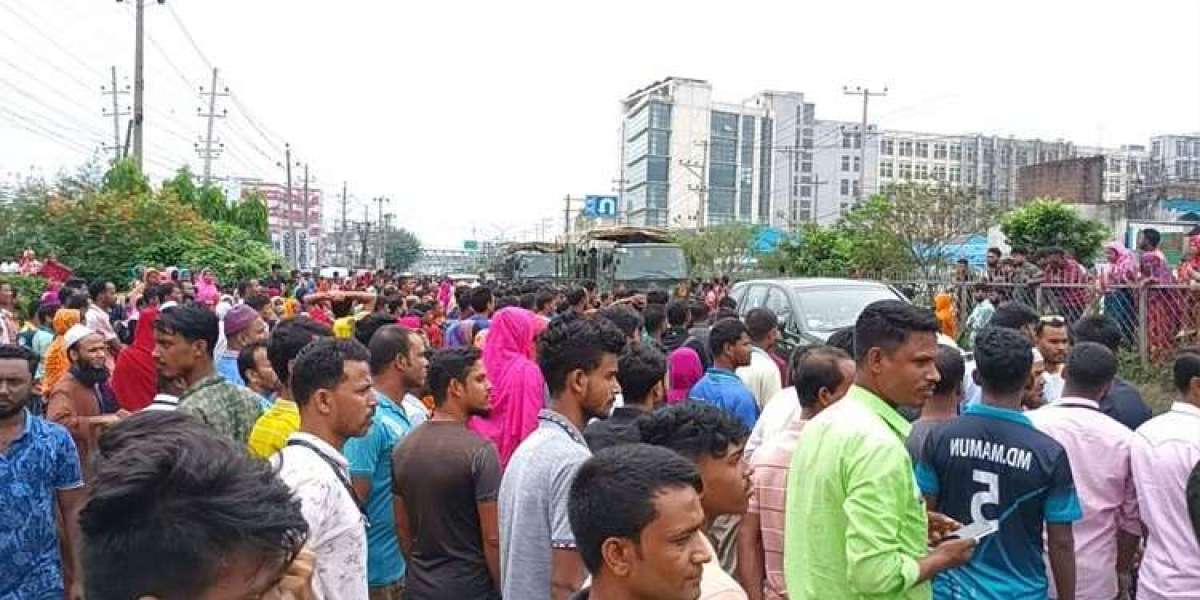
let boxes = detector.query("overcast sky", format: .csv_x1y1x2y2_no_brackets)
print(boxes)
2,0,1198,248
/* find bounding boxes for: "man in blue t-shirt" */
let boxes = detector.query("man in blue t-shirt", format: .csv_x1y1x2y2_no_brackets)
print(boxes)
916,327,1080,600
688,317,758,429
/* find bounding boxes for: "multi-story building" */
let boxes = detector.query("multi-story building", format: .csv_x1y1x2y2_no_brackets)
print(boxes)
1075,145,1150,204
241,181,323,269
1149,134,1200,183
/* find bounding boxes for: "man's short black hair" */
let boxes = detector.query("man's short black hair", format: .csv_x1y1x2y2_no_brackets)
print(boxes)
599,305,644,339
642,304,666,335
66,291,90,311
825,326,855,356
745,308,779,342
973,327,1034,396
535,290,556,312
639,402,749,460
88,279,112,300
236,341,267,385
708,317,747,357
1142,228,1161,248
267,317,332,384
291,338,370,407
469,287,494,313
689,301,711,325
236,279,257,298
618,343,666,407
1174,349,1200,394
791,346,852,408
933,344,966,397
518,293,536,311
271,263,283,271
1011,247,1029,256
987,247,1002,257
154,281,177,300
990,302,1039,331
0,343,36,377
155,306,219,359
427,347,481,407
646,290,669,306
538,317,627,396
1065,342,1117,396
666,300,690,327
956,258,969,265
566,287,588,308
81,411,308,600
569,443,703,574
367,325,415,377
852,300,938,363
36,302,58,324
1072,315,1122,353
243,294,270,312
496,296,520,311
354,313,397,348
718,296,737,311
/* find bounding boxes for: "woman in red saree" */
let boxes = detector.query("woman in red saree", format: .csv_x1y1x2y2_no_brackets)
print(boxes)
111,305,159,411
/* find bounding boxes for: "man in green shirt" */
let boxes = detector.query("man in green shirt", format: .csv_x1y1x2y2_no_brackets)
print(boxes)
784,300,975,599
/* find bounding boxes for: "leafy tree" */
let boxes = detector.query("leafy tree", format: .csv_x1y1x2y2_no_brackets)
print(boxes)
101,157,150,197
228,192,269,242
764,224,854,276
1000,199,1108,264
383,227,422,271
841,184,999,276
673,223,759,277
0,275,48,319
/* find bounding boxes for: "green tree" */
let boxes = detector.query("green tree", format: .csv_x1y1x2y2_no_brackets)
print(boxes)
672,223,758,277
101,157,150,197
1000,199,1108,264
228,191,269,242
765,224,854,276
383,227,423,271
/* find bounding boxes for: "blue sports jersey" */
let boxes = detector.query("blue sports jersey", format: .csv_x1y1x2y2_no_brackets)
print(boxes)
915,402,1081,600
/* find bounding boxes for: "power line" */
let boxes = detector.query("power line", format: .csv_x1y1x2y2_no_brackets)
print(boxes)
0,2,106,80
165,4,214,71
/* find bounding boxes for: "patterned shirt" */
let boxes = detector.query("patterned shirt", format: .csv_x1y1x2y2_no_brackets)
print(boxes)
177,374,263,446
248,398,301,459
0,411,84,598
272,432,369,600
748,417,807,600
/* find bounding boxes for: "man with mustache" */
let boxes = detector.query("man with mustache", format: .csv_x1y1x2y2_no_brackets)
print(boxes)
46,324,125,481
271,337,377,599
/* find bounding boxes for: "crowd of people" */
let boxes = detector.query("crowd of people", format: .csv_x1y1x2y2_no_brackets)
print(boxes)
2,261,1200,600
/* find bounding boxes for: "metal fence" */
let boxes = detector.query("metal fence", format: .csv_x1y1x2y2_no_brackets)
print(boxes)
869,276,1200,366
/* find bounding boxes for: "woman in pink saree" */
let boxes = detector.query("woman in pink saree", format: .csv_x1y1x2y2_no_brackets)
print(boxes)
667,347,703,405
468,307,547,468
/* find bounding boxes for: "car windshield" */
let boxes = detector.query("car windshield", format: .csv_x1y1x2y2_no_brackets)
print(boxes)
791,285,900,332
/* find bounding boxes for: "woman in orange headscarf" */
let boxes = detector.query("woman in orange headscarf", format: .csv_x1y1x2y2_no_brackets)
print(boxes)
42,308,82,391
934,292,958,341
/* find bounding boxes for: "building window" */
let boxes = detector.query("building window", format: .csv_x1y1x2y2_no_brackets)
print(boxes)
1176,162,1185,177
1109,178,1122,193
853,133,862,149
853,180,860,196
710,139,737,163
966,147,977,161
647,156,669,182
842,133,852,149
648,130,670,156
800,186,812,197
915,164,929,180
854,156,861,172
802,138,813,149
802,128,813,137
801,161,812,173
841,156,851,171
840,179,850,195
1178,140,1189,157
1110,157,1123,172
801,151,813,161
882,139,895,155
899,162,913,179
932,165,946,181
950,144,962,160
1015,149,1027,166
649,102,671,129
880,162,894,178
899,141,913,157
934,143,947,159
949,166,961,182
916,142,929,158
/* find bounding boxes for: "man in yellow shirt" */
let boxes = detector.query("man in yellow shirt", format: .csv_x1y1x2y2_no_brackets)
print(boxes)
248,317,332,458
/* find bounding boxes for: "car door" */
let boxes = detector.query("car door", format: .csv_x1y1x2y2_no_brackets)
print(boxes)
742,284,768,316
764,285,803,353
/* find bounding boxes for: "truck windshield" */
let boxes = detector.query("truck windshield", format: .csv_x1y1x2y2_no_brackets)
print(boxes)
518,253,558,278
615,246,687,280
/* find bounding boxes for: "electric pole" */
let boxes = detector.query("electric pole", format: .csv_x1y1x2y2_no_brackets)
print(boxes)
277,144,297,266
843,85,887,202
101,66,129,164
373,196,390,269
299,163,311,270
197,67,228,186
809,175,829,225
339,181,348,267
680,140,710,229
611,177,628,225
119,0,166,171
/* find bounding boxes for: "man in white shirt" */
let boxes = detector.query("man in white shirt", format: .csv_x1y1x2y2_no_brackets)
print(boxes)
737,308,782,411
272,337,377,599
1035,316,1069,404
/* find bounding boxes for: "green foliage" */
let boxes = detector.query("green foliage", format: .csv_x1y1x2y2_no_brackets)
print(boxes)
161,167,268,241
0,275,48,320
384,227,423,271
1000,199,1109,264
767,224,854,276
228,192,269,242
672,224,758,277
2,160,281,288
838,197,917,273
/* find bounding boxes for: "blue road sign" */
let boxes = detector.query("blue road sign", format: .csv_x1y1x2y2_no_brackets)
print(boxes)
584,195,618,217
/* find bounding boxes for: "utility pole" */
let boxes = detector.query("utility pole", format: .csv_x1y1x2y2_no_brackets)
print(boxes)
611,177,628,225
101,66,129,163
373,196,390,269
338,181,348,267
300,164,311,270
843,85,887,202
120,0,166,171
278,143,296,266
809,175,829,225
197,67,228,186
680,140,710,229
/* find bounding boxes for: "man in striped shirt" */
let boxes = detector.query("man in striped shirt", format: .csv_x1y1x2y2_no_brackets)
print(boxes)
737,346,854,600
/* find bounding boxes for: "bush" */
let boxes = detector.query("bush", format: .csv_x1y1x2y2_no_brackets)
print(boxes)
1000,199,1108,264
